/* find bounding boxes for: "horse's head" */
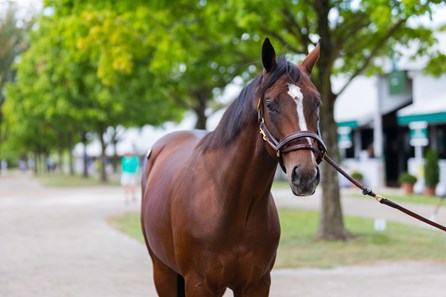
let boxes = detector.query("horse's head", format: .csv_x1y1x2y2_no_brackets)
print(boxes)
257,38,325,196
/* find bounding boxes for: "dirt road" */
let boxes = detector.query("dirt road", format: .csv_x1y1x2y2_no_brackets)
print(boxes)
1,172,445,297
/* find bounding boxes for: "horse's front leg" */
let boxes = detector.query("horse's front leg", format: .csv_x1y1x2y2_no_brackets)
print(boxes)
233,274,271,297
184,273,226,297
150,254,180,297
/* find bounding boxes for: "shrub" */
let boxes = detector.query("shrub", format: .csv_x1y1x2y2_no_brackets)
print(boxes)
398,172,417,185
351,171,363,180
424,149,439,187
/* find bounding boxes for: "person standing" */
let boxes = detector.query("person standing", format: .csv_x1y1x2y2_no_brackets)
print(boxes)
120,152,140,204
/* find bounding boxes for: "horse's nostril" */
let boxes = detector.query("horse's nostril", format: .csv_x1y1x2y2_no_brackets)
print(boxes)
292,166,300,182
292,165,319,185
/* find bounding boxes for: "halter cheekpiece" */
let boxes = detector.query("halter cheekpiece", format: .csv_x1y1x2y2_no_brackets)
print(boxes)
256,97,327,172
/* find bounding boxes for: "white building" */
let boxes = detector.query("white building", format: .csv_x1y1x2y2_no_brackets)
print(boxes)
335,32,446,195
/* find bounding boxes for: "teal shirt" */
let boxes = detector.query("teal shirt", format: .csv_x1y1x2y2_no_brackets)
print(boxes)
121,155,139,174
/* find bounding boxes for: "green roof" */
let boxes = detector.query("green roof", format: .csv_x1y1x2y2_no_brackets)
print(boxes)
397,112,446,125
337,120,358,128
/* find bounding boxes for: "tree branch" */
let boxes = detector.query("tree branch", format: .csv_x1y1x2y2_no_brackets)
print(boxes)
260,28,302,54
334,18,407,97
280,7,312,52
331,13,370,58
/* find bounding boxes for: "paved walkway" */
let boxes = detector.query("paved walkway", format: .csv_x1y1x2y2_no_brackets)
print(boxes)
1,171,445,297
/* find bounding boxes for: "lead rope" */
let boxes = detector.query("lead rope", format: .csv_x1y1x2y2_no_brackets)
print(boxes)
323,154,446,233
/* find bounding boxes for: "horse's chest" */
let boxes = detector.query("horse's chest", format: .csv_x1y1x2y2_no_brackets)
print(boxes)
198,236,278,289
186,219,280,280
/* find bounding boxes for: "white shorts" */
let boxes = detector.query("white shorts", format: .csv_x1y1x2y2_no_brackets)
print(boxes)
121,173,137,186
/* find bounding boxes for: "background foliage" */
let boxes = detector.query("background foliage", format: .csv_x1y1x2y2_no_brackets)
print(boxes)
1,0,445,239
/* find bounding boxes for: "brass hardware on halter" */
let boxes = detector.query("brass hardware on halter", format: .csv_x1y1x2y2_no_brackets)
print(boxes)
321,151,327,161
260,128,267,141
256,97,262,111
257,94,327,171
259,118,268,141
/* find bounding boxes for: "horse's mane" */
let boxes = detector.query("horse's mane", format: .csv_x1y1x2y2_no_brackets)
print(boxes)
200,57,303,151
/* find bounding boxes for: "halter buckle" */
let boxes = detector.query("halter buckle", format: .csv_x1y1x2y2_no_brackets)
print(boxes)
256,97,262,111
259,118,268,141
260,127,267,141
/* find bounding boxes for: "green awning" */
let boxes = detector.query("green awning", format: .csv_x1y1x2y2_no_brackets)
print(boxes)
337,120,358,128
397,112,446,125
397,96,446,125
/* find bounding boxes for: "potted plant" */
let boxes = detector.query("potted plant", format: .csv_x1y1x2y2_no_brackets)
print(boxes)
424,149,439,196
351,171,363,186
398,172,417,195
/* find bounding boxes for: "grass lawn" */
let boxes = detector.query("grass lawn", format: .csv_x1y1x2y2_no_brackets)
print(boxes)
371,193,442,206
276,209,446,268
109,209,446,269
350,191,443,206
35,173,121,187
274,180,443,206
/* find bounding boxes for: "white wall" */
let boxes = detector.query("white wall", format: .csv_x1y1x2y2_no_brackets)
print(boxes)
340,155,385,189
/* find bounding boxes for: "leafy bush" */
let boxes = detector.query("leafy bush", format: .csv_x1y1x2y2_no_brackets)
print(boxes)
398,172,417,185
424,149,439,187
351,171,363,180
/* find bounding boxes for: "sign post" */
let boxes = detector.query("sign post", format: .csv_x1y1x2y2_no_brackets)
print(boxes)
409,121,428,159
337,127,352,149
408,121,428,193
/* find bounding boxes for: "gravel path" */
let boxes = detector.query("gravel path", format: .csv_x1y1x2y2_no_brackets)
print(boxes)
1,172,445,297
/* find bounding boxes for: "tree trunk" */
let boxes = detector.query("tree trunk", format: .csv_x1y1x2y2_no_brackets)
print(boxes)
193,88,210,130
314,0,352,241
98,130,108,183
44,153,49,175
82,133,89,178
111,127,119,174
33,152,38,175
57,133,65,174
113,141,118,173
316,93,353,240
67,135,75,176
58,146,63,174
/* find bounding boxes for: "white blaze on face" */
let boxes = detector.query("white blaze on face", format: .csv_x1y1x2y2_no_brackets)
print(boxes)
287,83,315,162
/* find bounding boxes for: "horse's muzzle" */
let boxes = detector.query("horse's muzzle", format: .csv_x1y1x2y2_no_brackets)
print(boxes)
290,165,320,196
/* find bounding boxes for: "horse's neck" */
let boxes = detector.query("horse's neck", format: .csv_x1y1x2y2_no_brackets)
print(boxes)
210,121,278,204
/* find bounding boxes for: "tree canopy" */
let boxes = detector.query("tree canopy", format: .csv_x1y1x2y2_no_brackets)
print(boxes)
3,0,445,237
0,1,34,162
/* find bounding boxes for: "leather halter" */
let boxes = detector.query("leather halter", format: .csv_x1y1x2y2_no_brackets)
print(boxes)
256,94,446,232
256,97,327,172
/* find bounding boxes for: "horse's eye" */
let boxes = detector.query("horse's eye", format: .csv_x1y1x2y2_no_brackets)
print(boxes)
266,99,276,112
266,99,272,109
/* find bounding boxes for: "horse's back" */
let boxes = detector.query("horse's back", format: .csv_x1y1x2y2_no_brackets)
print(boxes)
142,129,208,186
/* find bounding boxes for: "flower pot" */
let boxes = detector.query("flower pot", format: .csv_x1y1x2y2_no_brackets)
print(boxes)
424,186,436,196
401,183,414,195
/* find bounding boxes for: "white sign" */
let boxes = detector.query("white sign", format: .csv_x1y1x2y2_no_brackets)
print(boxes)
409,121,428,147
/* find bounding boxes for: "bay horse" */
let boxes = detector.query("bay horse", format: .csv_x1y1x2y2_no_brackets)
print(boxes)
141,38,326,297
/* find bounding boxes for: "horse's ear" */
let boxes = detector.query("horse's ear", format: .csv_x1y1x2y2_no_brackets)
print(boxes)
262,38,276,73
301,42,320,75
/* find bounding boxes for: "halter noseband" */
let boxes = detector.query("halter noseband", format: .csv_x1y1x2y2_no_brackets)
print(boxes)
257,94,446,232
257,97,327,172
